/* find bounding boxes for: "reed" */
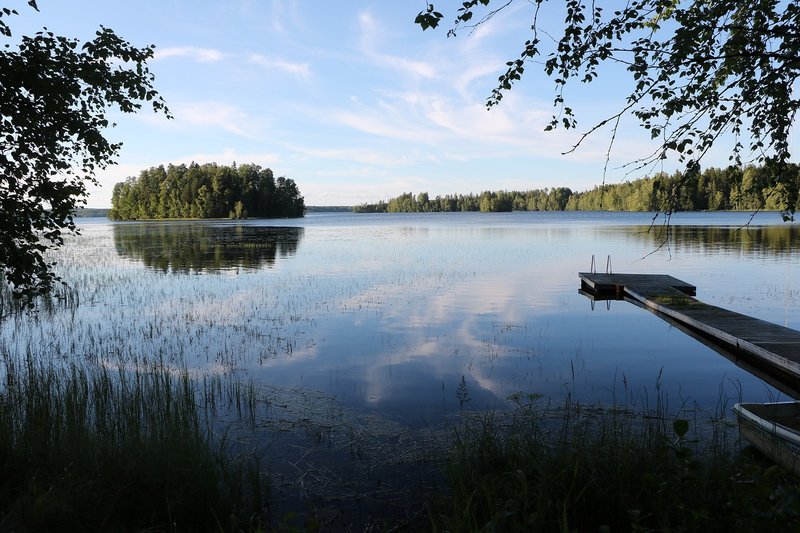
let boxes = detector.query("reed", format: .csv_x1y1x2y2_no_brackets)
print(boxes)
428,395,800,532
0,354,266,532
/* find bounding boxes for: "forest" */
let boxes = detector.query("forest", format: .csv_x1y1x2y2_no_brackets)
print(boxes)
353,164,800,214
108,163,305,220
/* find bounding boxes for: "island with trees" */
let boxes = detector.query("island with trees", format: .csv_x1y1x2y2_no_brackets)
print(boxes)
353,164,800,213
108,162,305,220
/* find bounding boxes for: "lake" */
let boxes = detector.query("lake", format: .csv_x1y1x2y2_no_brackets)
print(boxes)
7,211,798,425
5,210,799,522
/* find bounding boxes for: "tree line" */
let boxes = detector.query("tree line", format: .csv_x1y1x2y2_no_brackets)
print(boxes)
353,164,800,214
109,163,305,220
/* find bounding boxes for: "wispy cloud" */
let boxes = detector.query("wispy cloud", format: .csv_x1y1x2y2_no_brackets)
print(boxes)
327,90,554,152
459,0,532,52
171,101,262,139
155,46,226,62
247,53,311,79
287,146,412,167
356,11,436,79
269,0,302,34
451,58,504,99
330,107,445,144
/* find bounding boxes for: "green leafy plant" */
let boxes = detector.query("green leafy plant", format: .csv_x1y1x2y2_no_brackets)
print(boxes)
1,1,170,301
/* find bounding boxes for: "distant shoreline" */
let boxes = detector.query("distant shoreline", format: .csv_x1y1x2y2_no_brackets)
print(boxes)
76,207,794,219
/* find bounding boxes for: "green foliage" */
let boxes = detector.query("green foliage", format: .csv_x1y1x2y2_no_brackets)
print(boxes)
354,163,800,214
414,3,444,30
108,162,305,220
0,1,169,301
355,187,575,213
352,200,389,213
416,1,800,221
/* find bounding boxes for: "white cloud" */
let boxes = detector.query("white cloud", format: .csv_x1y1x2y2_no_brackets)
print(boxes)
460,0,532,52
171,101,262,139
287,146,412,167
329,107,446,144
85,163,148,207
356,10,436,79
451,58,504,99
269,0,302,34
155,46,226,62
326,89,564,156
248,53,311,79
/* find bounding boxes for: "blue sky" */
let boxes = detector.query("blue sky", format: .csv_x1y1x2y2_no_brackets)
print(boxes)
11,1,791,207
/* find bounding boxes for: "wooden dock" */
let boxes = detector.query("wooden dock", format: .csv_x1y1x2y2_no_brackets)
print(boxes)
579,272,800,393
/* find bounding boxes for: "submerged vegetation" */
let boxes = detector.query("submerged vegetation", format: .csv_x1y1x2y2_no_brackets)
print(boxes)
109,162,305,220
354,163,800,214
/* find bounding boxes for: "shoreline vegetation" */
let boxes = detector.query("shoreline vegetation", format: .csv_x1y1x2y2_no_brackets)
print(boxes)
429,397,800,532
82,162,800,220
3,347,800,531
108,162,305,221
353,163,800,214
0,355,267,531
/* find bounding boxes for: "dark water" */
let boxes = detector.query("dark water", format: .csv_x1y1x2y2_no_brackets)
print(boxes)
7,211,800,425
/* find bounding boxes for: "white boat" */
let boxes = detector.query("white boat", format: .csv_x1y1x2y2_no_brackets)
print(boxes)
732,402,800,476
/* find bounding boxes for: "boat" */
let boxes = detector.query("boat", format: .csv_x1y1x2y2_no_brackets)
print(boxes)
732,402,800,476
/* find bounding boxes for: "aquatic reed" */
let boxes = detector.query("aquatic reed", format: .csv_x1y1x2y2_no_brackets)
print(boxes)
0,354,266,531
429,395,800,532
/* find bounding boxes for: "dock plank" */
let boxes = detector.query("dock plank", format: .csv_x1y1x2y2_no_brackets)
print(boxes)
579,272,800,389
579,273,696,297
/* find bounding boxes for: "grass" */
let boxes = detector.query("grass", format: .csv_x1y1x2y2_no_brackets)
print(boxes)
0,354,267,532
5,352,800,533
4,353,800,532
428,394,800,532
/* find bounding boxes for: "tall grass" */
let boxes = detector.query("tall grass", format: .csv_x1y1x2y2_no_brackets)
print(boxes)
429,395,800,532
0,354,267,532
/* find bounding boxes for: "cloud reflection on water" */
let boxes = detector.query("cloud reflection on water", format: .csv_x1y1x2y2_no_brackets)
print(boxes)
9,213,798,428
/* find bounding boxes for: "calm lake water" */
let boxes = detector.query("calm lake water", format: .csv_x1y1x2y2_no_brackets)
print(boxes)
6,211,800,425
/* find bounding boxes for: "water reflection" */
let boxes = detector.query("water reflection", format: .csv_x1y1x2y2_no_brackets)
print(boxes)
632,299,800,399
112,222,303,273
18,213,799,423
626,224,800,257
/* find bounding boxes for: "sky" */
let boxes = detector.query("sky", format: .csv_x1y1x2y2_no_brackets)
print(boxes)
9,1,796,207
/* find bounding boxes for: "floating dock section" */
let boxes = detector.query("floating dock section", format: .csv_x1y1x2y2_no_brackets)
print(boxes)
579,272,800,393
